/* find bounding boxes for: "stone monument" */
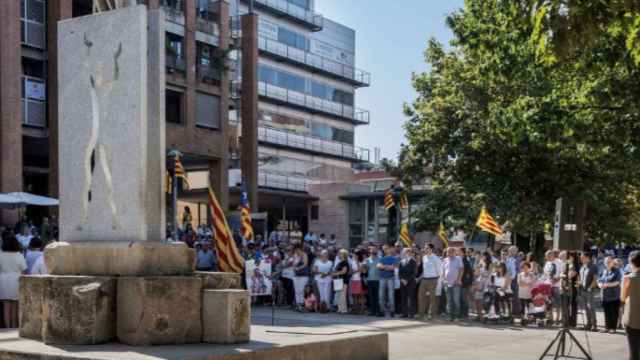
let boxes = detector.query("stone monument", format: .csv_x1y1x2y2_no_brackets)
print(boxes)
19,4,250,347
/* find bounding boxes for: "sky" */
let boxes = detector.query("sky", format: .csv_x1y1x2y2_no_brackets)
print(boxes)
314,0,465,161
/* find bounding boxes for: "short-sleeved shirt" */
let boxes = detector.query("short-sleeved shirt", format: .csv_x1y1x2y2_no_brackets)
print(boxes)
442,256,463,286
379,256,398,279
365,257,381,281
600,269,621,302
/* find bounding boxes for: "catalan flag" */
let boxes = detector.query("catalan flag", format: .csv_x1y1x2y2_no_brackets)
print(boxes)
208,187,244,273
384,187,395,210
399,192,409,209
174,155,190,189
240,185,254,241
438,222,449,249
400,222,412,247
476,207,504,236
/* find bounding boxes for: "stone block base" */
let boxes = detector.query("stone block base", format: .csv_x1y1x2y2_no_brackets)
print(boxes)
19,275,116,345
195,271,242,290
117,276,202,345
44,241,195,276
202,289,250,344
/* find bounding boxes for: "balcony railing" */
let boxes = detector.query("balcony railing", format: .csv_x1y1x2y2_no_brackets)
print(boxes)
258,82,370,125
166,53,187,73
21,76,46,128
161,0,185,25
258,36,370,87
258,126,370,162
197,64,221,83
249,0,323,31
258,170,310,192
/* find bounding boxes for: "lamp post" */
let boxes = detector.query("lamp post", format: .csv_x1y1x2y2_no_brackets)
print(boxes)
167,149,183,241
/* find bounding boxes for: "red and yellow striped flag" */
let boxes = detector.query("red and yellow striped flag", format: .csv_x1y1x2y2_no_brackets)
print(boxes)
399,192,409,209
240,187,254,241
400,223,412,247
384,187,395,210
208,187,244,273
476,207,504,236
174,156,190,189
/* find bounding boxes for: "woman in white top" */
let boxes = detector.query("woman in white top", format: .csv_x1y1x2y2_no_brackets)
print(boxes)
493,262,513,318
313,250,333,308
0,233,28,328
517,262,537,317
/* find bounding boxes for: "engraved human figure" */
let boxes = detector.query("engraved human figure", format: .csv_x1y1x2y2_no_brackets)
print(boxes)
77,34,123,231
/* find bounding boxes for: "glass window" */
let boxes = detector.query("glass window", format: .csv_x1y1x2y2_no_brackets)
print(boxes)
279,72,306,93
166,89,183,124
333,89,354,106
288,0,310,10
310,81,326,99
259,66,277,85
26,0,45,23
349,201,365,224
310,122,332,140
333,128,354,144
195,92,220,129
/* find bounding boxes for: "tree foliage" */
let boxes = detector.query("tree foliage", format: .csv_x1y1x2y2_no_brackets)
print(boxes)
402,0,640,244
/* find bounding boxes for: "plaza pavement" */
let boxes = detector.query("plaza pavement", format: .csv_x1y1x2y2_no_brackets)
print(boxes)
251,306,628,360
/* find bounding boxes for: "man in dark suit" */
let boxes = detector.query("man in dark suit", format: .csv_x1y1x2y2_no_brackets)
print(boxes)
578,252,599,331
399,248,418,318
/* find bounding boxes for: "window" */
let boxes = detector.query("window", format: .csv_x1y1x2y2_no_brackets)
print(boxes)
195,92,220,129
311,205,319,220
288,0,310,10
310,81,326,99
21,0,45,48
278,27,309,51
166,89,183,124
259,66,278,85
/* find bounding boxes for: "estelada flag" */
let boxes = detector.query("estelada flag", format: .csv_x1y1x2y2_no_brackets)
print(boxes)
240,185,254,241
438,222,449,248
399,192,409,209
208,187,244,273
476,207,504,236
400,223,412,247
384,187,395,210
174,155,190,189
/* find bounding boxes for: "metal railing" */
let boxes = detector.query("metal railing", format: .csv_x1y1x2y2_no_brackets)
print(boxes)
258,36,370,87
197,64,221,83
161,0,185,24
250,0,323,31
196,18,220,36
258,126,370,162
258,82,370,124
166,53,187,72
22,76,46,128
258,170,310,192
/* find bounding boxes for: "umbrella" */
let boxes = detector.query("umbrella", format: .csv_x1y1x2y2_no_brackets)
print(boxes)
4,192,59,207
0,193,23,209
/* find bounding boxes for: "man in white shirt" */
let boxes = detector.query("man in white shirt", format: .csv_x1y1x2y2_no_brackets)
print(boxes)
543,250,562,323
16,226,33,250
442,247,464,321
418,243,442,319
506,246,519,315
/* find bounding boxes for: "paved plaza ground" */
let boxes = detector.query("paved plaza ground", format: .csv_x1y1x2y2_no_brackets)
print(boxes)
251,306,628,360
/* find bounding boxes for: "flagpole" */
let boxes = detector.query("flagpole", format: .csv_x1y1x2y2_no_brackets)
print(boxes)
168,149,182,242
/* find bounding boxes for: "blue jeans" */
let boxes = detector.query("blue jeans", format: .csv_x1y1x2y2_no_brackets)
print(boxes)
379,278,395,315
445,285,461,319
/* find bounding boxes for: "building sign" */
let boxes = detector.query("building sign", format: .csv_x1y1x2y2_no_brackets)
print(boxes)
25,79,45,101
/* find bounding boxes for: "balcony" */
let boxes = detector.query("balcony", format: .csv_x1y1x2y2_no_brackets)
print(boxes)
21,76,46,128
246,0,323,31
161,0,185,25
258,126,370,162
166,53,187,73
197,64,221,83
258,36,370,87
259,170,310,192
258,82,370,125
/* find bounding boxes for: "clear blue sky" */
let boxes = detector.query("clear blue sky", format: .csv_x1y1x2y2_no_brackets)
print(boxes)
314,0,465,161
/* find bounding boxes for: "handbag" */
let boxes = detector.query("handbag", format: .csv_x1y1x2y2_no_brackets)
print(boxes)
333,278,344,291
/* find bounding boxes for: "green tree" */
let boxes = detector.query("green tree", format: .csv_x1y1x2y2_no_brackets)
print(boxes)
402,0,640,244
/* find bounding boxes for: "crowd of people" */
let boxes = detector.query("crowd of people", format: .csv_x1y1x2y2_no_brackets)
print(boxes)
0,218,53,328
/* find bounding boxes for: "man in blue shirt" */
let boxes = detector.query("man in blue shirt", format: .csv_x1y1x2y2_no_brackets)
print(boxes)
196,243,216,271
377,244,399,317
364,245,382,316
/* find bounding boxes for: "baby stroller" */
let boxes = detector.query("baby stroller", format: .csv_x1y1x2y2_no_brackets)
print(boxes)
522,282,552,327
482,282,513,324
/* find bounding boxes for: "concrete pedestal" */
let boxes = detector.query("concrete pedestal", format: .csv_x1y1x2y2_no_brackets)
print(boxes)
45,241,195,276
196,271,242,290
19,275,117,345
117,276,203,345
202,289,250,344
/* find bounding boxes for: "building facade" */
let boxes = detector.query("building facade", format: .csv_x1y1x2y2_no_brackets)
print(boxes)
0,0,232,226
228,0,372,233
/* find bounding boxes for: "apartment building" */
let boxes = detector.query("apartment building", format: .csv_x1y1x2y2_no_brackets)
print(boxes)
228,0,372,233
0,0,232,225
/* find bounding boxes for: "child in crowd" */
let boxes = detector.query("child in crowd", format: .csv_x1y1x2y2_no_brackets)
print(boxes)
303,284,317,312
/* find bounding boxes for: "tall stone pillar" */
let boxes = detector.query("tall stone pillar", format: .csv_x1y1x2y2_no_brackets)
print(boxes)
0,0,23,224
215,0,230,212
241,12,259,210
47,0,73,213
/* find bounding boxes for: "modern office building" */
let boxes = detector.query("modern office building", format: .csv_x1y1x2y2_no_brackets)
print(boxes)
227,0,372,233
0,0,232,225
